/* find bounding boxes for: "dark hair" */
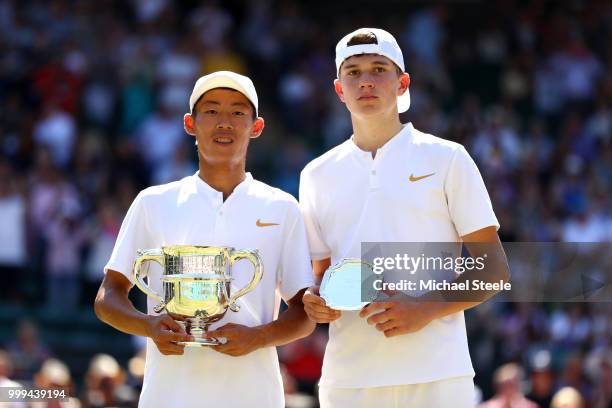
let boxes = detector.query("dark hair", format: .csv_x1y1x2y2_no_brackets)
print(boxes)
346,32,378,46
191,88,257,120
343,31,403,76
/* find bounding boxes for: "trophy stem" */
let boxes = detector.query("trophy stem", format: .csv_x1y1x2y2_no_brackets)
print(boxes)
176,318,224,347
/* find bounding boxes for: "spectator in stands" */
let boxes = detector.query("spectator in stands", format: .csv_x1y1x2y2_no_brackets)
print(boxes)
559,354,593,404
82,354,137,408
44,202,86,311
0,350,21,387
590,351,612,408
551,386,585,408
126,350,145,397
7,320,51,381
0,350,26,408
32,358,80,408
0,159,27,303
478,363,539,408
526,350,556,408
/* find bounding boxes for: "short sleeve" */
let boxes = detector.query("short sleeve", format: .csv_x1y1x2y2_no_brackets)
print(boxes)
277,203,315,302
445,146,500,236
104,192,153,283
299,170,332,260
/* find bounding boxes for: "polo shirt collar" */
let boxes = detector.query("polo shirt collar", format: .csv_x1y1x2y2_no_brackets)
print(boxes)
192,171,253,200
347,122,414,157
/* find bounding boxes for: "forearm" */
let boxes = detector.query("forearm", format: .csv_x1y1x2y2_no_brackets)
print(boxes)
256,289,315,348
423,301,481,321
418,266,508,306
313,258,331,285
418,242,510,305
94,285,151,337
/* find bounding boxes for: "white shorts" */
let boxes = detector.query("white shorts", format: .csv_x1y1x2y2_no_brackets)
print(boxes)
319,376,476,408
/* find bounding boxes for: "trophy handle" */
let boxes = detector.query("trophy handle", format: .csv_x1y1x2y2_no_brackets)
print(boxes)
228,249,263,312
133,249,166,311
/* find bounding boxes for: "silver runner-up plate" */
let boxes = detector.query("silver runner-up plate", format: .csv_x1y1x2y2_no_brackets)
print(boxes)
320,259,379,310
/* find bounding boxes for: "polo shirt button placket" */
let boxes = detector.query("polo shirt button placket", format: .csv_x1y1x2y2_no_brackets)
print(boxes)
370,168,380,190
217,202,224,221
214,210,224,241
213,196,224,239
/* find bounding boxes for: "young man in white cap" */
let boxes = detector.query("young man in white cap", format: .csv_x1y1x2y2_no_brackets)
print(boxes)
300,29,509,407
95,71,315,407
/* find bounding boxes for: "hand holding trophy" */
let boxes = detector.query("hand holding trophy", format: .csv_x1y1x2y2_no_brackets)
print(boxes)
319,259,378,310
303,258,378,324
132,245,262,346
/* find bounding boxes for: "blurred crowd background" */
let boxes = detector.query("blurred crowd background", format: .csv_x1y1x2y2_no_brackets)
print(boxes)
0,0,610,407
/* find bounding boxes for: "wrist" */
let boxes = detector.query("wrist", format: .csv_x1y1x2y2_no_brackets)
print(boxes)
253,325,270,349
141,314,157,338
422,301,447,321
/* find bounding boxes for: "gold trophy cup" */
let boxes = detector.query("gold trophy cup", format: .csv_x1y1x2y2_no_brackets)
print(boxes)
133,245,262,346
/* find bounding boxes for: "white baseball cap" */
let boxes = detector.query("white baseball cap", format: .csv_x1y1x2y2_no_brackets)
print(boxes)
188,71,259,116
335,28,410,113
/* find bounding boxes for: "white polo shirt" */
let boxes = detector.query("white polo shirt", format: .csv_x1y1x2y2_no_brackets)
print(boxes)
105,172,314,408
299,123,499,388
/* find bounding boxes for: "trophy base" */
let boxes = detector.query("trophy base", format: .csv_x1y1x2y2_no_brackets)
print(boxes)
176,318,227,347
177,337,228,347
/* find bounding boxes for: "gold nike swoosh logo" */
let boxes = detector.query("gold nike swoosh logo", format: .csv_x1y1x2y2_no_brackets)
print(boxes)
256,219,279,227
409,172,435,182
